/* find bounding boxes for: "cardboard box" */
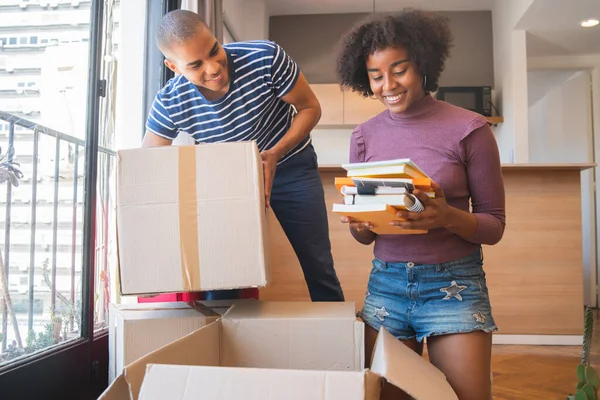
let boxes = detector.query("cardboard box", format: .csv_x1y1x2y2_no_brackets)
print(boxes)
107,302,220,383
99,301,458,400
116,141,270,295
101,301,363,400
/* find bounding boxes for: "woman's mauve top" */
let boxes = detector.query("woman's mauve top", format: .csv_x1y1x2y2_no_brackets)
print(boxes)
349,94,506,263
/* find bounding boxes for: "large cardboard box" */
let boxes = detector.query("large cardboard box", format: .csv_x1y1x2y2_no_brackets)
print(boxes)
107,302,220,383
116,142,270,295
99,301,458,400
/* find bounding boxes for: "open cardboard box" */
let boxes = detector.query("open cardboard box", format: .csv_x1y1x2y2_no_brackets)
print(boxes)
99,301,458,400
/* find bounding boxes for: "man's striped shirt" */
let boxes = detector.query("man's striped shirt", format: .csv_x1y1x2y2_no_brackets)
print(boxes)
146,40,310,164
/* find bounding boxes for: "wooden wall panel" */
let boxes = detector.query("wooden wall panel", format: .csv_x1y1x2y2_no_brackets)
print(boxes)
261,168,585,335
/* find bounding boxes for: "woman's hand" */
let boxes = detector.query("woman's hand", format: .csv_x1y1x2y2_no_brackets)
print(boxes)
341,216,376,244
392,181,452,230
341,216,373,232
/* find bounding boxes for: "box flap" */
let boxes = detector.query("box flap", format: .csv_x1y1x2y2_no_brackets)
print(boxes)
98,375,131,400
116,303,219,370
138,364,366,400
364,371,383,400
220,301,362,372
191,142,268,290
223,300,357,320
370,327,458,400
117,147,183,294
122,320,221,400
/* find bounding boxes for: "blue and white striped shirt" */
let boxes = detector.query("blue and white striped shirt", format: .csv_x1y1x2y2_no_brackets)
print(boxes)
146,40,310,164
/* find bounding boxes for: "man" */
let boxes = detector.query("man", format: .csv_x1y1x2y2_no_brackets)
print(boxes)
142,10,344,302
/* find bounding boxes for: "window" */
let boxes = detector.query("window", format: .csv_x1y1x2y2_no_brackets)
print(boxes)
0,1,118,398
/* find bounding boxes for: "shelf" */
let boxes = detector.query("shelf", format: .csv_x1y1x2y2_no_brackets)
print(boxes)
486,116,504,124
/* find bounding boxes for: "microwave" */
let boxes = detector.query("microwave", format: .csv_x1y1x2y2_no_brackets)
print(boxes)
435,86,492,116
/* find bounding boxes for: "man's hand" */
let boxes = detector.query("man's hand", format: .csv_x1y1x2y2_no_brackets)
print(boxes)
260,149,278,208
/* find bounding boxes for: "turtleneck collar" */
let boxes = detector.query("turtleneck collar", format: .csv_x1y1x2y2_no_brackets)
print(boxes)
386,94,442,122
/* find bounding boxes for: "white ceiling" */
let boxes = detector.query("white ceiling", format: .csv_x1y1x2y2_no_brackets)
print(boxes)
265,0,492,16
518,0,600,57
266,0,600,57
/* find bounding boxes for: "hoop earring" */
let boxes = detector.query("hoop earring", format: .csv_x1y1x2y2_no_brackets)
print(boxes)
369,94,378,100
422,75,428,89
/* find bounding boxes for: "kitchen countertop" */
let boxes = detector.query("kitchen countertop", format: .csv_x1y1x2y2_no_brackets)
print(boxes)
318,162,597,172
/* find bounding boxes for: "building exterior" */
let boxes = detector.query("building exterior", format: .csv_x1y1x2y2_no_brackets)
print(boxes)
0,0,119,358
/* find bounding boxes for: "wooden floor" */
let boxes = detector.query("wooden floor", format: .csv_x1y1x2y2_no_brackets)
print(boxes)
469,308,598,399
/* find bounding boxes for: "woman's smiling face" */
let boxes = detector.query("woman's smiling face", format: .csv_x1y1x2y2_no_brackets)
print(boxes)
366,45,426,114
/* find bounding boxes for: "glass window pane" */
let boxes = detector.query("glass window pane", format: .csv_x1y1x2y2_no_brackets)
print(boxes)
0,0,102,367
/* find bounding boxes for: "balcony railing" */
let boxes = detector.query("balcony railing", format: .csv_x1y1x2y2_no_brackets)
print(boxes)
0,109,115,364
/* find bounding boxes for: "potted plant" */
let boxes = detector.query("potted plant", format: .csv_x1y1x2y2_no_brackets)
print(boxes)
568,306,599,399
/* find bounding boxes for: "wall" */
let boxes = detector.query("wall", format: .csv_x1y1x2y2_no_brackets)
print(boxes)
528,70,592,163
114,0,147,151
491,0,534,163
527,55,600,307
527,69,595,305
223,0,269,41
269,11,494,87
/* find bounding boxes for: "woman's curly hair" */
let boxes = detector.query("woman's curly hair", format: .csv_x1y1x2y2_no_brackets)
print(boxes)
336,9,453,97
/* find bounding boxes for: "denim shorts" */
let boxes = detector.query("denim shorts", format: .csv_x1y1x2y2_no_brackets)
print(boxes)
359,249,497,342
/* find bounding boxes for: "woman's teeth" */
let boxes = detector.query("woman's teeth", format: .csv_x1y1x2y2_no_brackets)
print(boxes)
385,93,405,103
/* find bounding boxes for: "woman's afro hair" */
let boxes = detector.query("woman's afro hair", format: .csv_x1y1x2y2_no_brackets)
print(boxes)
336,9,453,97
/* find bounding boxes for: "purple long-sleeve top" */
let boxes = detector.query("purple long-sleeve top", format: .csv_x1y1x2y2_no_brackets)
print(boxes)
349,94,506,264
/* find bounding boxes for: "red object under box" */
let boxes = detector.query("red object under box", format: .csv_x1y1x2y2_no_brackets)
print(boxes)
137,288,260,303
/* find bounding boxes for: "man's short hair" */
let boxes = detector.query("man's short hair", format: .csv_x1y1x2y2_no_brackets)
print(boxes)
156,10,209,53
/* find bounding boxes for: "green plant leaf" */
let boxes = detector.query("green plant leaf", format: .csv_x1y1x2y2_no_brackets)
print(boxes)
578,382,587,389
582,384,597,399
586,366,600,388
578,364,587,382
575,389,589,400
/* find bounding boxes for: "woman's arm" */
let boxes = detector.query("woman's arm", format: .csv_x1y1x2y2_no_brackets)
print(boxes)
394,123,506,246
344,127,377,245
456,123,506,245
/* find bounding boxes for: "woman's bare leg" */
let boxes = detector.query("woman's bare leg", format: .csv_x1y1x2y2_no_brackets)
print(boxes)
426,331,493,400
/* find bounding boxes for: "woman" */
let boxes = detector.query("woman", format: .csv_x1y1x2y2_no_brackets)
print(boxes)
336,10,505,400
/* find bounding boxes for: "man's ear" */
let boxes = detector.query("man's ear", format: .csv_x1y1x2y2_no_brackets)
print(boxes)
164,59,179,74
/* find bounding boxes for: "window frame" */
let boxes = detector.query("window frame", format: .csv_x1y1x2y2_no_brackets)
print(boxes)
141,0,180,139
0,0,108,398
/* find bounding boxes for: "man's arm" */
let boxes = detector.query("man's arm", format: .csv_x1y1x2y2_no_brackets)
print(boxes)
141,131,173,147
260,71,321,207
265,72,321,161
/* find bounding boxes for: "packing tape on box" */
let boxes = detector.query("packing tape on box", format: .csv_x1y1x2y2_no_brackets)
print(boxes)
178,146,201,291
